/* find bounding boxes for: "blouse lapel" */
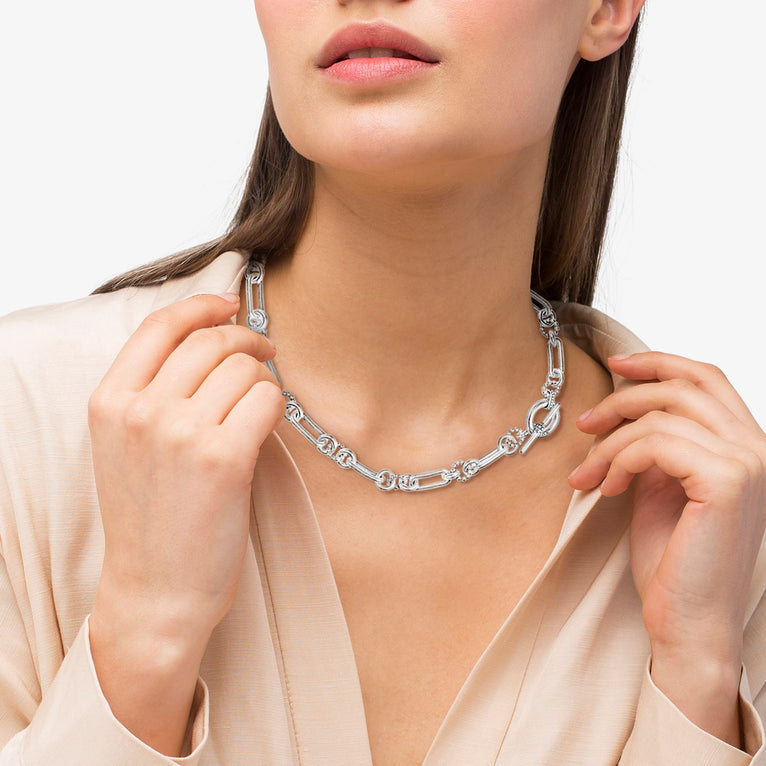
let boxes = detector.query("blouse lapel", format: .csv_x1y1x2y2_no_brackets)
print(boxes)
251,432,373,766
423,312,649,763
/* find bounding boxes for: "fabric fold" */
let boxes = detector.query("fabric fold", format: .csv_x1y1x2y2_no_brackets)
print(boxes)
18,619,209,766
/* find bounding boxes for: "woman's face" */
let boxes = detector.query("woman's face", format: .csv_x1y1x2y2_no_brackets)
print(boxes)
255,0,594,178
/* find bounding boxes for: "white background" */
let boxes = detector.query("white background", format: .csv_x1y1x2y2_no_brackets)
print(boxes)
1,2,764,425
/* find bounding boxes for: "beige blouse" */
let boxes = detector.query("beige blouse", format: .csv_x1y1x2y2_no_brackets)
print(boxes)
1,251,765,765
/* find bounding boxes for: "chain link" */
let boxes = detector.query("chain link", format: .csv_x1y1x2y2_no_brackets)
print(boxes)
246,257,565,492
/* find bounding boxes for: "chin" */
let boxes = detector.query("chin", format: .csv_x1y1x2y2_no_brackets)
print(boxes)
279,98,553,179
286,122,492,181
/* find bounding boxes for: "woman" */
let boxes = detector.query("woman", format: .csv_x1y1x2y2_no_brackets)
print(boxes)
1,1,764,764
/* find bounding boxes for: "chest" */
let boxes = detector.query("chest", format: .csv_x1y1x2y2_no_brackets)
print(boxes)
295,456,576,765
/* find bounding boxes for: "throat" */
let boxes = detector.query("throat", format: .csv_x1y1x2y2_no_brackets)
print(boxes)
246,250,548,440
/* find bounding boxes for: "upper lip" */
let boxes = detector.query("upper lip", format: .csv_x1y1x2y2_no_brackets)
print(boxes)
317,22,439,68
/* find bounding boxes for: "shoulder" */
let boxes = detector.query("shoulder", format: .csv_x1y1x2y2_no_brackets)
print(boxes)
0,250,250,487
555,301,650,362
0,250,249,406
0,250,250,577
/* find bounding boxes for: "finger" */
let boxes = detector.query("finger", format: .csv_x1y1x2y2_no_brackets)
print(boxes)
190,352,277,424
577,379,746,439
147,324,276,400
570,411,743,491
597,432,750,502
102,294,244,392
218,380,286,461
608,352,760,431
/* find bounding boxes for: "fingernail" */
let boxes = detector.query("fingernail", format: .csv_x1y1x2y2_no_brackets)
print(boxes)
577,408,593,422
568,464,581,479
218,292,240,303
608,353,631,362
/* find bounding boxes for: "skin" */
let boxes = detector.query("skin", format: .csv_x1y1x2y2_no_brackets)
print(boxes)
571,353,766,744
86,0,765,760
88,295,284,753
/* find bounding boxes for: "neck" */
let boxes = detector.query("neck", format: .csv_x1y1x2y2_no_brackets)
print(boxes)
258,151,552,442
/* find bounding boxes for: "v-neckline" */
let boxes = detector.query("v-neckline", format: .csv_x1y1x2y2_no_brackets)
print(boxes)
245,301,645,764
250,428,617,765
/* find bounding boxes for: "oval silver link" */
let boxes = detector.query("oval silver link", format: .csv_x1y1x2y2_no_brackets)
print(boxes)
450,460,481,483
532,291,560,337
284,397,305,424
335,448,357,469
498,427,526,455
247,308,269,334
463,460,481,481
247,259,265,284
542,366,564,400
397,474,419,491
547,337,565,378
316,434,339,457
526,399,561,438
375,470,398,492
521,401,562,456
406,470,454,491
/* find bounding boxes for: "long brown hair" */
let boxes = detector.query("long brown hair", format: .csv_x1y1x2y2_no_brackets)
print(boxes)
94,16,641,305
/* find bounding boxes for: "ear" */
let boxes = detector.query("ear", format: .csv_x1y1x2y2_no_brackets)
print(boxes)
579,0,646,62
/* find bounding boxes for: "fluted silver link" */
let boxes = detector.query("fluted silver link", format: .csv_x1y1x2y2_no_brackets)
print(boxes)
246,257,565,492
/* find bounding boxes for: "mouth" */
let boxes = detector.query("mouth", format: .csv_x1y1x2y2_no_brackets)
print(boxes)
335,48,421,63
317,22,440,69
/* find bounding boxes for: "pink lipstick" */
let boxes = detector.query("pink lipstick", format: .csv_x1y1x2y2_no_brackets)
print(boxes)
317,22,440,86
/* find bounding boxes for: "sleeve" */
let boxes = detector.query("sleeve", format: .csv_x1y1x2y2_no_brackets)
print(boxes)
0,301,212,764
0,555,210,765
618,659,765,766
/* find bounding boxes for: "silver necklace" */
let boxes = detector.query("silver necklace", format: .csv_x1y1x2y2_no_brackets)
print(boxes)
245,257,565,493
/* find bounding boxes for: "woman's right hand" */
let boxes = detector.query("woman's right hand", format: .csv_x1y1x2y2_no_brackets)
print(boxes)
86,292,284,755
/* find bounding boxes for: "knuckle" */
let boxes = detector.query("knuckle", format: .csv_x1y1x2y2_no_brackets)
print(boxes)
644,432,670,453
666,377,695,396
742,450,764,482
227,351,261,377
87,387,111,425
141,309,175,332
198,437,241,474
122,397,157,433
165,414,201,450
642,410,669,429
185,324,265,360
700,361,727,382
188,325,230,349
720,458,751,492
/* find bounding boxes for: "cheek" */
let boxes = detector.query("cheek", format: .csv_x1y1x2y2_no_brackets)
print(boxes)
449,0,585,146
254,0,314,151
254,0,309,71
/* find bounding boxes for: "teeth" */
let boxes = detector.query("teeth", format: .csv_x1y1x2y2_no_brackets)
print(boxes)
347,47,393,59
345,48,417,60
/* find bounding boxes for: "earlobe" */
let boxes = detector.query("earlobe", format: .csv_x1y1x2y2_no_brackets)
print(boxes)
579,0,645,62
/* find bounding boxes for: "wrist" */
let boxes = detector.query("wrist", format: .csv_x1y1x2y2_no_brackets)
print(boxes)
650,648,743,748
89,605,207,680
88,599,208,758
92,568,216,660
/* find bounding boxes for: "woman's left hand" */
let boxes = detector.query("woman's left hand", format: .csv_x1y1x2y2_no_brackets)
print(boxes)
569,351,766,747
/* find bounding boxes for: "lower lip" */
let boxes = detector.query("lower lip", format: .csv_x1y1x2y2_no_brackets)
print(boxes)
321,57,436,85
